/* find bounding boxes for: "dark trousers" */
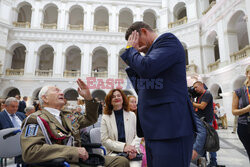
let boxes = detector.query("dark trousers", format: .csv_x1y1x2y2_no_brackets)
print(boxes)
145,135,193,167
237,123,250,161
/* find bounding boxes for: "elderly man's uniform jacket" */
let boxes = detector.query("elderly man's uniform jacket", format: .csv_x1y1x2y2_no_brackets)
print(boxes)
101,110,141,155
20,100,99,166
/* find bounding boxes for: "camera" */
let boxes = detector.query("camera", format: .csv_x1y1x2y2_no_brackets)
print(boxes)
188,86,199,99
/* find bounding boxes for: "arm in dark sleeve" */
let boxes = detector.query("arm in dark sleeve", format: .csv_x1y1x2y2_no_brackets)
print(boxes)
77,99,99,129
125,67,139,94
193,113,206,155
121,35,183,78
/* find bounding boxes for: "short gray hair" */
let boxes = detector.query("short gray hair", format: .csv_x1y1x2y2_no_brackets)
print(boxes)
38,85,54,107
5,97,19,106
25,106,35,113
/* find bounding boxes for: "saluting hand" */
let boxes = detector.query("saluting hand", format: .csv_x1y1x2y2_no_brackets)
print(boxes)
77,78,92,101
127,30,147,52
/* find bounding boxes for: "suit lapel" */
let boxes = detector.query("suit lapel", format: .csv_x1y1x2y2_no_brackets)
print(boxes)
42,109,68,134
3,110,14,128
110,112,118,140
123,111,129,143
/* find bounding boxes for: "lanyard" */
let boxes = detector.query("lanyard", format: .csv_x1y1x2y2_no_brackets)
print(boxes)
195,90,207,112
247,87,250,104
197,90,207,103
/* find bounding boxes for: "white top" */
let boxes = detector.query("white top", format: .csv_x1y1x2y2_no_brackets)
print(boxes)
44,107,62,125
218,106,226,116
6,110,22,128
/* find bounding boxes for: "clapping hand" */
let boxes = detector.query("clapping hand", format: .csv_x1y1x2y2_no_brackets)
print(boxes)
77,78,92,101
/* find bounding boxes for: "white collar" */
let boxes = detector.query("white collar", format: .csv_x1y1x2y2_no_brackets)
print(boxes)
5,110,15,116
44,107,61,117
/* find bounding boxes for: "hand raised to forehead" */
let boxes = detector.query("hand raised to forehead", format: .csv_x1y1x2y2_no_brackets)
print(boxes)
127,30,140,51
77,78,92,101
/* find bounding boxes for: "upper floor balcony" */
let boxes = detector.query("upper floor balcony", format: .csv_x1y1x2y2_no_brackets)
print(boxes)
168,16,188,29
202,1,216,15
230,45,250,63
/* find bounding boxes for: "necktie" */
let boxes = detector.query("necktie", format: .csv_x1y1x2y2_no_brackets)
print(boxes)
10,114,21,128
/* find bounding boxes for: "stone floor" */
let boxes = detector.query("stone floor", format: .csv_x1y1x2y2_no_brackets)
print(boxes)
2,127,249,167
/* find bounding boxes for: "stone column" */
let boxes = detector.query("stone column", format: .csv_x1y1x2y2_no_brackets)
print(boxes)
109,6,117,32
65,10,69,30
82,44,91,77
108,45,117,78
217,20,230,63
38,8,44,28
188,45,203,74
30,8,36,28
202,45,215,73
186,1,198,22
220,92,234,126
62,52,66,77
134,8,142,21
245,0,250,42
84,10,88,30
80,52,84,77
53,44,63,77
12,7,18,24
24,43,35,76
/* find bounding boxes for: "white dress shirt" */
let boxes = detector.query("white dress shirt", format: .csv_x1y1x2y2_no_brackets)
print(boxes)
6,110,22,128
44,107,62,125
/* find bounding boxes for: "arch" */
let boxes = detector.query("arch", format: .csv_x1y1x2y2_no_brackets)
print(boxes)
32,87,42,100
123,90,133,96
43,3,58,24
11,45,26,69
209,83,223,99
119,8,133,29
143,9,157,29
38,45,54,70
206,30,220,62
227,10,249,51
94,6,109,31
69,5,84,26
16,1,32,11
64,89,78,101
233,75,246,90
92,90,106,101
16,1,32,23
65,46,81,71
6,88,21,98
9,42,27,53
173,2,187,21
63,44,82,53
92,47,108,72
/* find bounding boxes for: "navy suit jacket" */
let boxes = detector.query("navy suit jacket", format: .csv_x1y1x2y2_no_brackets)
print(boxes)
0,110,26,130
121,33,196,140
18,100,26,113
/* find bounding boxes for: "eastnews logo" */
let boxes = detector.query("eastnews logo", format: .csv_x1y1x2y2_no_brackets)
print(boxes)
86,77,163,90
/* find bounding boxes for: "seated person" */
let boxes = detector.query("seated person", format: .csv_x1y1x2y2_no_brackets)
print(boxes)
101,89,141,167
20,79,129,167
0,97,26,130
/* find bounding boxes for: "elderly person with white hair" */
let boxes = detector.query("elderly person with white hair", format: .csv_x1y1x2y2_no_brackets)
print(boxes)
0,97,26,130
24,106,35,116
20,78,129,167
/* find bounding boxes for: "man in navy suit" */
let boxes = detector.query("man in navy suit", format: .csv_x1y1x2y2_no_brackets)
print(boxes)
120,22,196,167
0,97,26,130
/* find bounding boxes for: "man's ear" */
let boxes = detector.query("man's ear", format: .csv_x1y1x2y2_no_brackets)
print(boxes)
42,95,48,104
140,28,147,35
